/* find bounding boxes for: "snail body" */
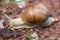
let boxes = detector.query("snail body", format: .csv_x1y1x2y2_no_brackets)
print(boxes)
3,3,58,29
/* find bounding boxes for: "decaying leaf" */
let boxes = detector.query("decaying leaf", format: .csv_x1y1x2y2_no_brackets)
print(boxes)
0,19,5,29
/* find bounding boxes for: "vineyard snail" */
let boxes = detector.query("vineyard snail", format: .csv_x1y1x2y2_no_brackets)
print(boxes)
3,3,58,29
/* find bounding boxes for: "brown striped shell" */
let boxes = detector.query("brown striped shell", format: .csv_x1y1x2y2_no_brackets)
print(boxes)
21,4,49,24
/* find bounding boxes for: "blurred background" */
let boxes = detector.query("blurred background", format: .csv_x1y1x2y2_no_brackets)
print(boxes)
0,0,60,40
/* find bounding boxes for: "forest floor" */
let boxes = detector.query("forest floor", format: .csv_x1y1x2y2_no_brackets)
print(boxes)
0,0,60,40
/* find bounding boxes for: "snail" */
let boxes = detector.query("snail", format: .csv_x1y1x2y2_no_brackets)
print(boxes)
3,3,58,29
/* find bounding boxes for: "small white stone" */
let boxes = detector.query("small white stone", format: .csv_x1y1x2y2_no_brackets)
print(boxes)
31,32,38,40
31,32,38,37
57,38,60,40
15,0,26,8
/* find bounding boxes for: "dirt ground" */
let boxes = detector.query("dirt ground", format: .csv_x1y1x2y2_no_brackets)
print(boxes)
0,0,60,40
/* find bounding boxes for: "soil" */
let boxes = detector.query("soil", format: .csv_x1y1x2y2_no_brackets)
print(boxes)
0,0,60,40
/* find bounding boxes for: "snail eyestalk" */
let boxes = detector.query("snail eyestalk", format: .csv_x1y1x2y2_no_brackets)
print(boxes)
42,17,59,26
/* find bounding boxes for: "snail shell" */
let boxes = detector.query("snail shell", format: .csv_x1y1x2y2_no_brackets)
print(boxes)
21,3,49,24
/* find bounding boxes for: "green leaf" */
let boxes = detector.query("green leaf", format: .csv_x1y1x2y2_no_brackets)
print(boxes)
0,0,30,5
